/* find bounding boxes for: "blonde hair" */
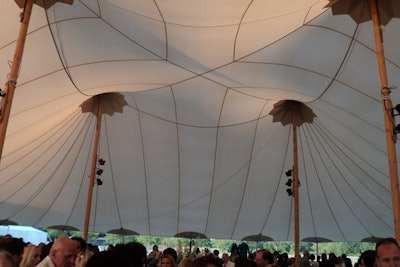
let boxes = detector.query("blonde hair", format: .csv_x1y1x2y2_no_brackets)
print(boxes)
178,258,193,267
159,254,177,267
19,244,41,267
75,250,93,267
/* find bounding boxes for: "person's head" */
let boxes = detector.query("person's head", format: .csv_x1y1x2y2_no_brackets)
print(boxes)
19,244,41,267
230,244,238,256
344,258,353,267
255,250,273,267
70,237,87,253
375,238,400,267
40,242,53,261
330,254,339,264
222,253,229,264
0,250,14,267
160,254,176,267
303,250,310,258
278,253,289,262
178,258,193,267
192,255,222,267
359,250,376,267
112,243,144,267
85,251,129,267
49,236,78,267
153,245,159,252
127,241,148,265
0,237,26,266
74,250,93,267
163,248,178,263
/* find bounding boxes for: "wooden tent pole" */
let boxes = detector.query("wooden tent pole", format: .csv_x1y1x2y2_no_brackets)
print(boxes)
0,0,34,161
83,96,103,240
370,0,400,242
293,104,300,267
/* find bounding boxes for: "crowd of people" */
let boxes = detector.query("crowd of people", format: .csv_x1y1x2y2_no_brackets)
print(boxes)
0,235,399,267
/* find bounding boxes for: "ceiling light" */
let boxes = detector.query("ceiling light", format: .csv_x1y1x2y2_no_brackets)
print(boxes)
286,188,293,196
98,158,105,165
393,104,400,115
394,124,400,134
96,169,103,176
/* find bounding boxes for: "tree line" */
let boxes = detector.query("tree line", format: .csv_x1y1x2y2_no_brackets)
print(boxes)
46,229,375,257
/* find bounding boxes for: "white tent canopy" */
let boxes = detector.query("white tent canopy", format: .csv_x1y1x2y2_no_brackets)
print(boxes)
0,0,400,242
0,225,49,245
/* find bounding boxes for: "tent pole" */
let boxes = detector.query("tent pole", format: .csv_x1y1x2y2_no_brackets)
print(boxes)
83,96,103,240
0,0,34,162
293,104,300,267
370,0,400,242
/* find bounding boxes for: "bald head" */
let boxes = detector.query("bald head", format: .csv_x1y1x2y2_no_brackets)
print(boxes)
49,236,77,267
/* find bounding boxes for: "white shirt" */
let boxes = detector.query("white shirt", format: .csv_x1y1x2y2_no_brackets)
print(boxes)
36,256,56,267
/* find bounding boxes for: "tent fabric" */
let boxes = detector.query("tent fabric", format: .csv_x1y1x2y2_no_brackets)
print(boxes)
0,0,400,242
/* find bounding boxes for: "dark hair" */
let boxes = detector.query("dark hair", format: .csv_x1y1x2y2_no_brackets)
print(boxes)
86,251,130,267
112,243,145,267
0,237,25,255
235,256,252,267
321,253,327,261
40,242,53,261
193,255,222,267
0,250,13,265
359,250,375,267
263,251,274,263
127,241,148,264
344,257,353,267
163,247,178,262
231,243,238,253
376,238,400,251
71,237,87,252
213,250,220,256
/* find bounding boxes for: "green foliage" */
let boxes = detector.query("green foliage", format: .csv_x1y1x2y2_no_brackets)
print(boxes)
40,229,376,257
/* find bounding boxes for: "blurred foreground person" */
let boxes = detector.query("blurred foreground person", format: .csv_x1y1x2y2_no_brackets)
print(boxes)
375,238,400,267
359,250,375,267
74,251,93,267
0,238,25,267
36,236,77,267
85,251,129,267
70,238,87,254
178,258,193,267
192,255,222,267
0,251,14,267
19,244,41,267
